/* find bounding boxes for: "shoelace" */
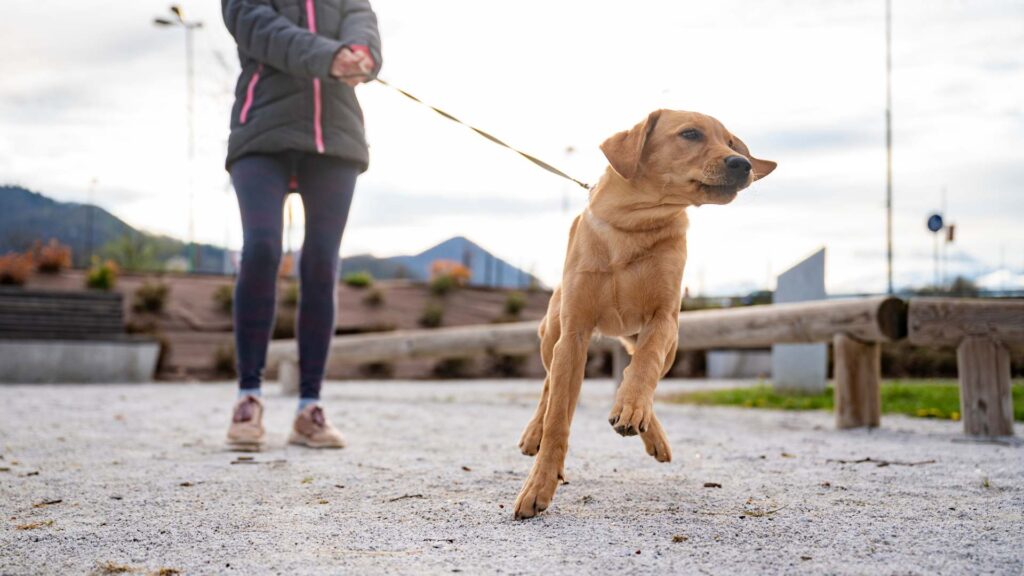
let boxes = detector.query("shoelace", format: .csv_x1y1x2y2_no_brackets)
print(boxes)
309,406,327,428
233,397,258,423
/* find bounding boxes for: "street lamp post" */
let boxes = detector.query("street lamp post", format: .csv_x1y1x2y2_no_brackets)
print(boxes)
155,5,203,272
884,0,894,294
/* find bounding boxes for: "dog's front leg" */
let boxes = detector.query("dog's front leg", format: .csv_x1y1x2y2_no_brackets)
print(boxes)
608,311,678,460
514,327,590,519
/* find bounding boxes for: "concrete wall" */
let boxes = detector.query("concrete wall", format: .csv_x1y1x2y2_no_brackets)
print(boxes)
0,340,159,384
707,350,772,379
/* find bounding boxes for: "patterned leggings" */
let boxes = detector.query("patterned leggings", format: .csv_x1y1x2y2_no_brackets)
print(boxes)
229,152,358,400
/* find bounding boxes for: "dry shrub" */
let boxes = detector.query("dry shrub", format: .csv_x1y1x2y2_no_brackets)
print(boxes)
280,282,299,308
0,252,33,286
362,287,385,307
358,361,395,379
35,239,72,274
429,260,471,295
213,343,237,377
132,282,169,313
273,308,296,339
432,357,473,378
213,284,234,315
418,300,444,328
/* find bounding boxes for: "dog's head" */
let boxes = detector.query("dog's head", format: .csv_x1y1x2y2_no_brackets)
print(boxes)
600,110,776,206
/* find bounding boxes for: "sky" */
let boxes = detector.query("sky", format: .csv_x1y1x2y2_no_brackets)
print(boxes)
2,0,1023,294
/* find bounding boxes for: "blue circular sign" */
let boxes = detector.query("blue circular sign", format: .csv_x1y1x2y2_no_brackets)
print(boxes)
927,213,944,233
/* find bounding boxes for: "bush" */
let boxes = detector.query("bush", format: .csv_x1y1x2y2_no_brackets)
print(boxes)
362,287,385,307
881,340,958,378
273,308,296,339
343,271,374,288
358,361,395,379
213,284,234,315
504,291,527,317
280,282,299,308
35,239,71,274
487,353,527,377
0,252,33,286
429,275,460,296
432,357,473,379
213,343,237,378
430,260,471,283
418,301,445,328
86,258,118,291
429,260,470,295
133,281,169,313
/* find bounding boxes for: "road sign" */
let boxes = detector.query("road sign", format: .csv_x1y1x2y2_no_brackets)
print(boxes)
927,213,944,233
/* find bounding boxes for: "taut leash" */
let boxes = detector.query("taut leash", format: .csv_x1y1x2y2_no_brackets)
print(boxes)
372,77,592,191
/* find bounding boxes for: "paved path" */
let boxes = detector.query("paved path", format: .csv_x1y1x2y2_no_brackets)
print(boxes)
1,380,1021,575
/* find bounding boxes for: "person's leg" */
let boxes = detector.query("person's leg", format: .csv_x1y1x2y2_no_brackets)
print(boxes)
294,154,359,405
230,154,290,395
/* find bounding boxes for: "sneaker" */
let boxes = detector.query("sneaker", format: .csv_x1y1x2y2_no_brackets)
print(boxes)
289,405,346,449
227,395,266,451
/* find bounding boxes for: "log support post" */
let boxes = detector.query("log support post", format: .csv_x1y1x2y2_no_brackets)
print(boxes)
278,357,299,396
612,345,629,390
957,336,1014,437
833,333,881,429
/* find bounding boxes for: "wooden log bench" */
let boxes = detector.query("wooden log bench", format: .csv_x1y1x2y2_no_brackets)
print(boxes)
908,297,1023,437
0,287,158,383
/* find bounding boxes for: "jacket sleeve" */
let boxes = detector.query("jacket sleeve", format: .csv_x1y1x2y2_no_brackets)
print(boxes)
339,0,383,77
222,0,344,79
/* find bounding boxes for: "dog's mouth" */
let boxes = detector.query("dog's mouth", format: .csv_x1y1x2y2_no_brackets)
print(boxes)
695,181,742,196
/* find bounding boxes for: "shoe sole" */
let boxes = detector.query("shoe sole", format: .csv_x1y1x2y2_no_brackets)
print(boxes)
288,432,345,449
227,439,265,452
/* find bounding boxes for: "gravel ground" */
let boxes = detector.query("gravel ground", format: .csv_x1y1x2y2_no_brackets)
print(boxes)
1,379,1021,575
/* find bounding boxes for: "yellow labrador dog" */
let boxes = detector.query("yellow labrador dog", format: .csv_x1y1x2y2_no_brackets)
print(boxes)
514,109,776,519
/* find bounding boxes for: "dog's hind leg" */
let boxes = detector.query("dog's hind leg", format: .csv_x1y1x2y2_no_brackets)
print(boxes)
518,295,561,457
514,322,591,519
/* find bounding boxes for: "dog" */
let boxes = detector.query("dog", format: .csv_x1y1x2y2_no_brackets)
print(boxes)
513,109,776,519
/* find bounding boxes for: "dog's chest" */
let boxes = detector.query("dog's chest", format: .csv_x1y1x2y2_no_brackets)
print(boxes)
592,261,678,337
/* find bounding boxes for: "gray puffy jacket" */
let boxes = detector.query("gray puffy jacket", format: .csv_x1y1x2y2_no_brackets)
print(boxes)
222,0,382,171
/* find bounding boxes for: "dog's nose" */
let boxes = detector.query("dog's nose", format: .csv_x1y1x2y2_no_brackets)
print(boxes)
724,155,752,175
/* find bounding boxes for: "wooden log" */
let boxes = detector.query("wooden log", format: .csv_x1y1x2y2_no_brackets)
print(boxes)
833,333,881,429
957,336,1014,437
266,297,906,369
908,297,1024,347
676,296,906,350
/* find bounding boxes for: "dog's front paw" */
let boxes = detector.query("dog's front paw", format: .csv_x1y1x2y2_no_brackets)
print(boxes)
514,464,560,520
608,397,654,437
640,415,672,463
518,419,543,456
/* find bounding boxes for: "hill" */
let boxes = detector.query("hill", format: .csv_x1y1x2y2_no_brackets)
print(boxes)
0,185,227,272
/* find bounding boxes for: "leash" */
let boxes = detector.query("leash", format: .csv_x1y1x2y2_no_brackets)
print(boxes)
372,77,592,191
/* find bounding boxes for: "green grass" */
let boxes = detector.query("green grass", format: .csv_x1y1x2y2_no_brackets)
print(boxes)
666,379,1024,422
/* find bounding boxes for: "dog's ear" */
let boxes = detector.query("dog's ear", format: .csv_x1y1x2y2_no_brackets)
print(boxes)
600,109,662,180
730,134,777,181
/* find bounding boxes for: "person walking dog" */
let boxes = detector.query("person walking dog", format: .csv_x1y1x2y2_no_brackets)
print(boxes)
221,0,381,450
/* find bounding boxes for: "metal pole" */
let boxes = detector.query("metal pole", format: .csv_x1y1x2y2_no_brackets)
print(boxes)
885,0,894,294
186,24,199,272
86,177,97,266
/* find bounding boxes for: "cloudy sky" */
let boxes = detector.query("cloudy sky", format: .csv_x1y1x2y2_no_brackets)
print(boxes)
3,0,1022,293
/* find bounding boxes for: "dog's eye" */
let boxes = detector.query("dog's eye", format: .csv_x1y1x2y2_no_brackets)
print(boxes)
679,129,702,141
728,139,735,148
